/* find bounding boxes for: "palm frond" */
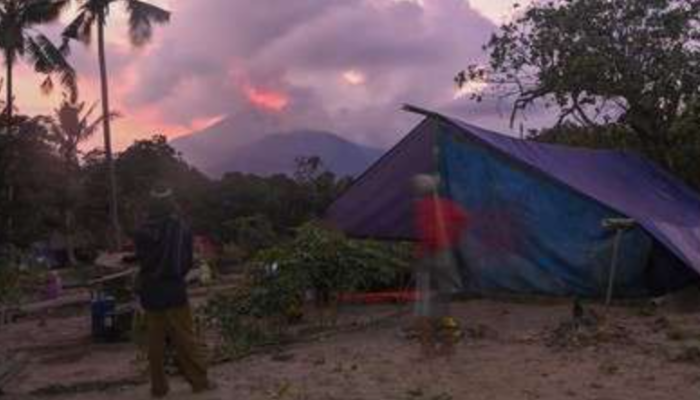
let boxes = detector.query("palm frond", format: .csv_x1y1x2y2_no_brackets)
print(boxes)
125,0,170,47
56,100,82,138
78,101,98,129
38,34,76,93
27,34,76,96
85,0,117,16
84,109,120,139
62,9,96,45
25,35,54,74
47,120,70,148
23,0,70,26
40,75,53,94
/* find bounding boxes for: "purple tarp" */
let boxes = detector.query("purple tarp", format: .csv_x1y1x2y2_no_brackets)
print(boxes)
326,109,700,274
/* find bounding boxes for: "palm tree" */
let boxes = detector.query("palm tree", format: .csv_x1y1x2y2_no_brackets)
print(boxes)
62,0,170,250
48,91,119,170
44,91,119,264
0,0,75,122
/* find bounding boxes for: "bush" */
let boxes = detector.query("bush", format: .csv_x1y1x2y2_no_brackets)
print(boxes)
203,222,413,356
202,279,288,357
257,222,411,301
0,266,22,306
0,248,45,306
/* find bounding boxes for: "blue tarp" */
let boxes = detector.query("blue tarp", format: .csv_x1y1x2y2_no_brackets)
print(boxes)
326,109,700,296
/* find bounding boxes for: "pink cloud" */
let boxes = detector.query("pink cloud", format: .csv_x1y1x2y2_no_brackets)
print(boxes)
244,85,289,112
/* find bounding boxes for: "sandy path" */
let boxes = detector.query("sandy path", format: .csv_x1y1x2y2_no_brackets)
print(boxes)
3,300,700,400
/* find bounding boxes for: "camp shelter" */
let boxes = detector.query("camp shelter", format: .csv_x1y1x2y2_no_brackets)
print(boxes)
326,106,700,297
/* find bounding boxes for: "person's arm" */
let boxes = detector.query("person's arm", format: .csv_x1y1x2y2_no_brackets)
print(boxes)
179,223,195,277
133,231,147,294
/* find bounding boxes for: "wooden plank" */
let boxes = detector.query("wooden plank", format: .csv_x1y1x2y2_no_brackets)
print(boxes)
17,291,91,316
88,268,136,287
94,252,135,270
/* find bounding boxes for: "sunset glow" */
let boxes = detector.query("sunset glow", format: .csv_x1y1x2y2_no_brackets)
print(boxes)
13,0,529,151
189,114,227,132
454,79,488,99
244,86,289,111
342,70,367,86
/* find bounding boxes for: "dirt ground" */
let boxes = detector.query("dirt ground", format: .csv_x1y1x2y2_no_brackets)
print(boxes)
3,298,700,400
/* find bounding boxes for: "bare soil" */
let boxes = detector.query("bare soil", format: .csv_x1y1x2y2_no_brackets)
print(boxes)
3,298,700,400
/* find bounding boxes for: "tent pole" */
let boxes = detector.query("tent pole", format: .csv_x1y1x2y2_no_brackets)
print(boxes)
605,229,623,311
601,218,636,313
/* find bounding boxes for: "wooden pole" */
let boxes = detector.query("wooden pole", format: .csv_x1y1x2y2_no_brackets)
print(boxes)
601,218,636,313
604,229,624,310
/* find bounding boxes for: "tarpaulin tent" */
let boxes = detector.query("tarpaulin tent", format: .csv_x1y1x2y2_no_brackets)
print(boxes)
326,106,700,297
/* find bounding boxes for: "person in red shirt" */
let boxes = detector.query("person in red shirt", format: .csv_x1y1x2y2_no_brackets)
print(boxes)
412,173,468,355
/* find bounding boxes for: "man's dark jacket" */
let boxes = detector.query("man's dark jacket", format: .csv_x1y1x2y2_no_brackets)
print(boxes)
135,214,193,311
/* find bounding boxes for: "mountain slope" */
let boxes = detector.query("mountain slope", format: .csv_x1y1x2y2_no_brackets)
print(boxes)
171,110,284,173
208,131,383,177
172,120,383,177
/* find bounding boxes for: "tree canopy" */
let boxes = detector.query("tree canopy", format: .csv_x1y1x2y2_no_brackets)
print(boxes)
458,0,700,156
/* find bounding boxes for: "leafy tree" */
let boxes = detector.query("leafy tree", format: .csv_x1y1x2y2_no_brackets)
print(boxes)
226,214,276,255
45,92,117,169
0,0,75,121
0,114,65,246
535,102,700,190
458,0,700,164
116,135,207,235
668,100,700,188
77,148,110,244
79,135,208,245
42,92,118,263
63,0,171,249
293,156,351,219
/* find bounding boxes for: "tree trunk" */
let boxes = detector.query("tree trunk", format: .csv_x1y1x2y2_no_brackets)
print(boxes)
65,209,78,266
6,184,13,241
4,57,13,241
97,11,122,250
5,54,12,124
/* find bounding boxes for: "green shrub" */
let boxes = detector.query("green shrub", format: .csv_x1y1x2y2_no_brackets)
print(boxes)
203,222,413,356
0,266,22,306
256,222,412,302
202,281,285,357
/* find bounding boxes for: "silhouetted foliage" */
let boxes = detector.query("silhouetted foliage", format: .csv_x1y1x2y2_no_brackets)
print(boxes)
458,0,700,167
0,0,75,119
72,136,349,252
533,100,700,190
0,115,66,246
63,0,172,248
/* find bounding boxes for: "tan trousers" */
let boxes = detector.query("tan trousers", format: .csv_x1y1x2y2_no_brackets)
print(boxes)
146,305,208,396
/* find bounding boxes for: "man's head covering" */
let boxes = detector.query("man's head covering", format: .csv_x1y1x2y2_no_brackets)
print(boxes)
146,184,178,219
150,185,173,200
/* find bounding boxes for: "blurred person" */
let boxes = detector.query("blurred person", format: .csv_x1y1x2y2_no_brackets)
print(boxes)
412,173,468,356
134,186,213,397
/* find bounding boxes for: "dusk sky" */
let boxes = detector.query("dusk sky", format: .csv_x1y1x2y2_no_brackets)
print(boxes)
14,0,539,151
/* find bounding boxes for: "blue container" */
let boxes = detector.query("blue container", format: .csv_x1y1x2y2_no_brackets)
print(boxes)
91,294,116,340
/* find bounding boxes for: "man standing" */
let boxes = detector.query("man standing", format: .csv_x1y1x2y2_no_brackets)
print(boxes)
135,186,212,397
